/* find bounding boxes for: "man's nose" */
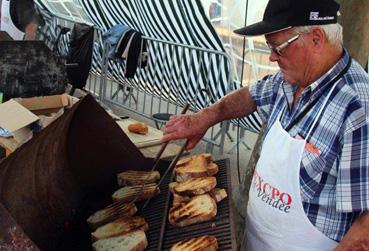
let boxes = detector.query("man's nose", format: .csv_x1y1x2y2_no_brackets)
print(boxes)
269,50,279,62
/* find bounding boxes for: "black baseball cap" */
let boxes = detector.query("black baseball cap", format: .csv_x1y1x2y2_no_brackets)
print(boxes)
234,0,340,36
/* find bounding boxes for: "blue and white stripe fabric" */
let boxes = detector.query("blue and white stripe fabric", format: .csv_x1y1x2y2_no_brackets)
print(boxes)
34,0,264,133
78,0,231,106
249,49,369,241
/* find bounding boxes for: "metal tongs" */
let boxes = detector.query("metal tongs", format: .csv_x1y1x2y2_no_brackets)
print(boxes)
134,104,190,209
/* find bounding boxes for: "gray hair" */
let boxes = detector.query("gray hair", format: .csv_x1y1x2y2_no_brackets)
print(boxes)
292,23,343,46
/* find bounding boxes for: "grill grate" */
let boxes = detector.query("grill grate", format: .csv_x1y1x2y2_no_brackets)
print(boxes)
159,158,235,251
55,159,235,251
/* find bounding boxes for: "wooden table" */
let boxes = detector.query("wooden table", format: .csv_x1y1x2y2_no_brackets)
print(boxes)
116,118,163,148
115,117,186,160
139,143,187,160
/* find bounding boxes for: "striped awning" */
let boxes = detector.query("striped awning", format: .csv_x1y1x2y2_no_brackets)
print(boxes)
35,0,263,133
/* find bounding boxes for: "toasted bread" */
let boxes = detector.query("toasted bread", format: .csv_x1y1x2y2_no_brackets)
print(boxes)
170,235,218,251
211,188,228,203
207,163,219,176
172,188,227,206
87,202,137,229
169,194,217,227
173,192,191,206
91,216,148,241
112,183,160,202
174,177,217,196
176,153,213,167
117,170,160,186
128,122,148,135
175,154,218,182
92,230,147,251
170,182,191,205
175,155,209,182
169,182,179,194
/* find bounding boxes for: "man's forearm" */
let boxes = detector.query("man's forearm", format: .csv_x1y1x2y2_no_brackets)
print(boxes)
334,211,369,250
198,86,257,128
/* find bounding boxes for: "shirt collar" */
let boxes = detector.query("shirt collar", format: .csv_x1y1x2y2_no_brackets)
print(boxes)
307,49,350,100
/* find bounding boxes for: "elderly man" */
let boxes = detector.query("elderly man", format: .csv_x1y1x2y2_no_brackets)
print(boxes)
162,0,369,250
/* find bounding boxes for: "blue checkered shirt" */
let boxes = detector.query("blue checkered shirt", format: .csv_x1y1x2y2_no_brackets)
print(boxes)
249,50,369,241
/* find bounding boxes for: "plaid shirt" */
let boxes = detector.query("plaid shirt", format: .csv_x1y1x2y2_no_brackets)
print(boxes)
249,50,369,241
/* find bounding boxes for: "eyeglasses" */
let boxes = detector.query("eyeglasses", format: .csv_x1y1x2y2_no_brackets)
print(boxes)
266,34,301,56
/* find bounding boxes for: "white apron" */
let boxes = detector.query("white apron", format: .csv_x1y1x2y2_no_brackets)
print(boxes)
0,0,24,40
245,81,340,251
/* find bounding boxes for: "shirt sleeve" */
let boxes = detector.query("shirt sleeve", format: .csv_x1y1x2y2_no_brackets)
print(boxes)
248,73,282,123
336,99,369,212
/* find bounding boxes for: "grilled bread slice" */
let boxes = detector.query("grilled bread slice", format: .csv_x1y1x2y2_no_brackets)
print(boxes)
210,188,228,203
87,202,137,229
176,153,213,167
169,194,217,227
169,182,179,194
174,177,217,196
173,192,191,206
207,163,219,176
117,170,160,186
91,216,148,241
172,188,227,206
175,154,218,182
175,155,209,182
112,183,160,202
170,235,218,251
92,230,147,251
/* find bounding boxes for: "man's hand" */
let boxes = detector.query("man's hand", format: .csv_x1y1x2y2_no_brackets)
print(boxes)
161,86,256,149
334,212,369,251
162,112,211,149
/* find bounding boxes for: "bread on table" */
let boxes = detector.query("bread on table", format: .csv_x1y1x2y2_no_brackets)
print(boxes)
112,183,160,202
87,202,137,230
170,235,218,251
92,230,148,251
128,122,149,135
91,216,148,241
117,170,160,186
169,194,217,227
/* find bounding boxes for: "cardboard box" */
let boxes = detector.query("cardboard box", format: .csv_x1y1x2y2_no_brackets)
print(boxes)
15,93,79,115
0,99,39,133
0,94,79,157
0,100,37,155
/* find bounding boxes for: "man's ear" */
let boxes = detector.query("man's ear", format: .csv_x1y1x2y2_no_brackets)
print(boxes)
310,28,325,49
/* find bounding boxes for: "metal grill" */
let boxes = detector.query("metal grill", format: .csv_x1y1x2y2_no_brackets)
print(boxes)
55,159,234,251
160,159,235,250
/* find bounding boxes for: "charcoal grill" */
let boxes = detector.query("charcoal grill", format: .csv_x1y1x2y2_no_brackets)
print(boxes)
0,95,236,250
160,159,235,250
54,159,235,251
